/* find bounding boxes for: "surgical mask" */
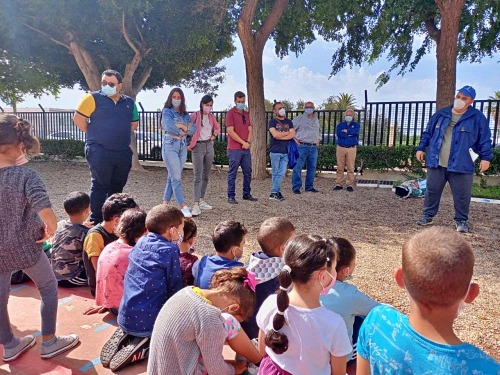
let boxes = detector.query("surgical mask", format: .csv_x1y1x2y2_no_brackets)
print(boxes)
453,98,466,110
101,85,116,97
15,153,28,166
304,108,314,115
345,115,353,122
172,99,182,108
203,105,212,113
278,108,286,117
319,271,336,295
171,228,184,245
236,103,246,110
232,247,242,262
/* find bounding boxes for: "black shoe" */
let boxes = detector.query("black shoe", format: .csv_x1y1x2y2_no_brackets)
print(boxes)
292,189,301,194
100,327,129,368
305,188,319,193
109,336,150,372
243,194,258,201
228,197,238,204
347,187,354,192
333,186,343,191
277,192,285,201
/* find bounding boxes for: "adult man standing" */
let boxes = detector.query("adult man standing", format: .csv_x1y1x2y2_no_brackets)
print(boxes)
73,70,139,224
334,109,360,192
268,102,295,201
416,86,492,233
292,101,321,194
226,91,257,204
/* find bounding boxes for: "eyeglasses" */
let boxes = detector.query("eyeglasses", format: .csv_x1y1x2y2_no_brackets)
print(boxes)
305,106,314,109
242,115,246,124
102,81,117,88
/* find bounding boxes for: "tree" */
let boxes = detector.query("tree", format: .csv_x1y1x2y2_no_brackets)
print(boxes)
264,98,274,111
295,99,306,109
281,99,295,111
333,93,357,111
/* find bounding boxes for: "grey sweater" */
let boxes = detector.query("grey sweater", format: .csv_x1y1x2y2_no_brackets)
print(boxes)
147,287,235,375
0,166,52,272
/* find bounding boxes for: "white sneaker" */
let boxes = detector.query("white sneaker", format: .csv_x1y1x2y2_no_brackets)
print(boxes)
199,201,213,210
191,205,201,216
40,334,79,359
181,206,192,218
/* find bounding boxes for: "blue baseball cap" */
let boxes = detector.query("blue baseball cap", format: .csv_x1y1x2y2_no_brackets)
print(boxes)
458,85,476,99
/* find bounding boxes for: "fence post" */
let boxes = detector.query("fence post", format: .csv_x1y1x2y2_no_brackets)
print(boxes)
363,90,368,145
0,105,4,113
38,104,48,139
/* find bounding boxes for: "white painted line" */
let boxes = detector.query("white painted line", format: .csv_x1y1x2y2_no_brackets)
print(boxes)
470,197,500,204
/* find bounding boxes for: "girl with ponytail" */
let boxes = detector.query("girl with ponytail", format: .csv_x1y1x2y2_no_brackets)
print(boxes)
256,235,352,375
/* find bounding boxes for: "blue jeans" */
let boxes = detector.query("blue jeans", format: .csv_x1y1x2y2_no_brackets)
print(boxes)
85,144,132,224
227,149,252,198
292,144,318,191
270,152,288,193
162,135,188,204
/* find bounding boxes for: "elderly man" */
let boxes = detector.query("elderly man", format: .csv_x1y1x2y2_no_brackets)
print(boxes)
416,85,492,233
334,109,360,192
73,69,139,224
292,101,321,194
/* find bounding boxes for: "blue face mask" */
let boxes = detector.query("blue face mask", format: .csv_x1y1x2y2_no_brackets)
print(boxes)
172,99,181,108
345,115,353,122
101,85,116,97
304,108,314,115
236,103,246,110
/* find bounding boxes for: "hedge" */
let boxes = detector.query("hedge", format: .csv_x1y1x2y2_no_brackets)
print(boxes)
39,139,85,160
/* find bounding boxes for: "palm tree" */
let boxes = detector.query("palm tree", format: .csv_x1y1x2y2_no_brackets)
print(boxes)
488,91,500,100
334,93,357,111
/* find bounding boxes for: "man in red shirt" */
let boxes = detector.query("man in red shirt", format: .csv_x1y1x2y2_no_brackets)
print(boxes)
226,91,257,204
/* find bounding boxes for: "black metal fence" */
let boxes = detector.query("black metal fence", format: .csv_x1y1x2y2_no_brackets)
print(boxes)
5,93,499,161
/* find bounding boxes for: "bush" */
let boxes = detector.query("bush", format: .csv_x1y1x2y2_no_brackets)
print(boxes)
39,139,85,160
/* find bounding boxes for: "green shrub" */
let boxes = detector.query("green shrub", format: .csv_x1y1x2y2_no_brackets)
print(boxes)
39,139,85,160
471,183,500,199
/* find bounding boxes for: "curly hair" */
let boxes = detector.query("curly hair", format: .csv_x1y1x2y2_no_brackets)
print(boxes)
0,114,40,155
117,208,147,246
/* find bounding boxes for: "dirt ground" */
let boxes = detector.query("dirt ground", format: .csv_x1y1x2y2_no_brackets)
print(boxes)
29,160,499,360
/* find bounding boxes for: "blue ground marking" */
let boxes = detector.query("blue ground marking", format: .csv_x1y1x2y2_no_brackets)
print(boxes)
95,318,117,332
58,296,74,306
79,357,101,372
33,331,41,337
10,285,27,292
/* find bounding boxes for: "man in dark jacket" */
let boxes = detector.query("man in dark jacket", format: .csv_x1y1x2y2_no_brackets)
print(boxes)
416,86,492,233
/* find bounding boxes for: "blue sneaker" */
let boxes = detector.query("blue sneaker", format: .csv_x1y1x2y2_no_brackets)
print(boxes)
416,216,434,226
455,220,470,233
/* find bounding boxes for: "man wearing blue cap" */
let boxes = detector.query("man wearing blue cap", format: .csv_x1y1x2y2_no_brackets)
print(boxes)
415,86,492,233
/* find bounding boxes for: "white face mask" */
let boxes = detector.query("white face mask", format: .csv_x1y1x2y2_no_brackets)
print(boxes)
278,108,286,117
453,98,466,110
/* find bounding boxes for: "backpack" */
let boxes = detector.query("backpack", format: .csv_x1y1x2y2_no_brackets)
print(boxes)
394,178,427,199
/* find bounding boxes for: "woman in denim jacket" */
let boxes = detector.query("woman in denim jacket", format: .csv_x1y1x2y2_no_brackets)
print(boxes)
161,88,196,218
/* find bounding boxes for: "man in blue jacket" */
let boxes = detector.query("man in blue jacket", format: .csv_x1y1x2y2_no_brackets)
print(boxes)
416,86,492,233
335,109,360,192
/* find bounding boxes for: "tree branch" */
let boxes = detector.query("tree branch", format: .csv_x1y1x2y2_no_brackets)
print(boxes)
424,16,441,44
132,65,152,96
238,0,258,44
23,23,69,49
122,12,140,55
255,0,289,48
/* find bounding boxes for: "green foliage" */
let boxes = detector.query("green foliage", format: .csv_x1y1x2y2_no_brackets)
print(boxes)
480,147,500,175
320,93,357,110
39,139,85,160
471,183,500,200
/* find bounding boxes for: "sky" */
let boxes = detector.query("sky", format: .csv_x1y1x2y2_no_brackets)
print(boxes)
3,35,500,112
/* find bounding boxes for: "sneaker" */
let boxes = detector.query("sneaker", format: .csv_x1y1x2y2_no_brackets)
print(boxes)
3,335,36,362
228,197,238,204
181,206,192,218
305,188,319,193
277,192,285,201
456,220,470,233
40,334,79,359
242,194,258,201
292,189,301,194
199,201,213,210
346,187,354,192
100,327,129,368
269,193,280,201
416,215,434,226
191,204,201,217
333,186,343,191
109,336,150,372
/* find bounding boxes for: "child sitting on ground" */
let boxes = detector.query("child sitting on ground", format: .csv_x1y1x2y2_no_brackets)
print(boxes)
357,227,499,374
51,191,92,287
100,204,184,372
92,208,147,314
83,193,138,296
257,235,352,375
179,218,199,287
194,220,247,289
242,217,296,339
319,237,379,367
148,267,261,375
0,114,79,362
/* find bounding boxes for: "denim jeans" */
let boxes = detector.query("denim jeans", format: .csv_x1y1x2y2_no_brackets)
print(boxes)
85,144,132,223
192,141,214,201
227,149,252,198
270,152,288,193
162,135,188,204
292,144,318,191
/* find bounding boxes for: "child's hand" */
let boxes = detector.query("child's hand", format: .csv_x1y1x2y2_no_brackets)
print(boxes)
35,224,53,243
229,361,247,374
83,306,108,315
83,219,94,228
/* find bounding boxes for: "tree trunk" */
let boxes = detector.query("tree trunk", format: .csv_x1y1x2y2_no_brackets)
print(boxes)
435,0,465,109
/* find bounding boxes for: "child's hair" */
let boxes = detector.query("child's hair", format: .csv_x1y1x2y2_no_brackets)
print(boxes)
210,267,256,321
182,217,197,243
63,191,90,216
101,193,138,221
117,208,147,246
329,237,356,273
257,217,295,256
212,221,248,254
402,226,474,309
146,204,184,234
0,114,40,155
265,234,337,354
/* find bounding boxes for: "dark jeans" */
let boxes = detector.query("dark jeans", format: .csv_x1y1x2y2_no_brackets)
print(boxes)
86,144,132,224
423,166,474,221
227,149,252,198
292,144,318,191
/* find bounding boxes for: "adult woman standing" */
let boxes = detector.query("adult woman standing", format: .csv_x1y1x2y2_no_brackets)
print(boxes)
161,88,195,218
188,95,220,217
